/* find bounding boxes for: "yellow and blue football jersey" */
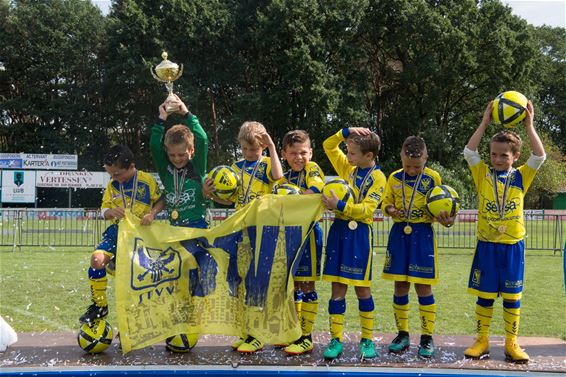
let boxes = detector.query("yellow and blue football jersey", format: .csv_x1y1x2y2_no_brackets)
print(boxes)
381,167,442,224
323,130,386,224
469,160,537,244
231,156,276,209
282,161,325,193
101,170,163,219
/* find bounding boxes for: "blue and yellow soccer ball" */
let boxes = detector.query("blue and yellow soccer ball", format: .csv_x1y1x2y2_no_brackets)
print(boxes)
206,165,240,200
273,182,301,195
425,185,461,218
492,91,528,128
165,333,199,353
323,179,355,206
77,319,113,353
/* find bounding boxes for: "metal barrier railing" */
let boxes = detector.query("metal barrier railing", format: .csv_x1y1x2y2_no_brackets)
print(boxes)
1,208,564,253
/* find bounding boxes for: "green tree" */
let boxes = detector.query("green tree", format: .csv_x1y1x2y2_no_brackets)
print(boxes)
0,0,107,169
356,0,539,169
530,26,566,153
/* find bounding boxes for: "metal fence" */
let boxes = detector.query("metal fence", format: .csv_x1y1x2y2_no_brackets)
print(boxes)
1,208,564,253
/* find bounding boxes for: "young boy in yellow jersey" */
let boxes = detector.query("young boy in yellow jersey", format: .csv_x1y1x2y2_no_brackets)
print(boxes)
463,101,545,363
321,127,386,360
278,130,325,355
204,121,283,353
381,136,455,358
79,145,165,324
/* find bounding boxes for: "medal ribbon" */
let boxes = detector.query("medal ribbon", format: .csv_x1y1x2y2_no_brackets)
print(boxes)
491,168,513,220
401,171,423,222
173,168,187,210
290,170,305,189
119,170,138,212
241,160,261,204
354,165,377,204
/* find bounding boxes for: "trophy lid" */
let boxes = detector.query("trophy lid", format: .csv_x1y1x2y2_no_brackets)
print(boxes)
154,52,180,81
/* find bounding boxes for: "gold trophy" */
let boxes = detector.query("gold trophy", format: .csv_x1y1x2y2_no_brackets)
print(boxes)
150,52,183,113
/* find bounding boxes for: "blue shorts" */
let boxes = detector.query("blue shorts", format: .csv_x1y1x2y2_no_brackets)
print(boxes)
382,222,437,284
294,222,323,281
322,219,372,287
468,240,525,300
96,224,118,258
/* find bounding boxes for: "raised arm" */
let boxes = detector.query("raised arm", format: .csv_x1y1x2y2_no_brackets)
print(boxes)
261,132,283,181
466,101,492,152
524,101,545,157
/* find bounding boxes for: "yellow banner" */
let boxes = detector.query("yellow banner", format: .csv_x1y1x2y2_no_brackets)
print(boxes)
115,194,324,353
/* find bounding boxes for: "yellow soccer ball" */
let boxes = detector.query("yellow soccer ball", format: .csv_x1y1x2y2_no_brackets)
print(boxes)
492,91,528,128
206,165,240,200
273,182,302,195
165,333,199,352
425,185,461,218
323,178,355,205
77,319,113,353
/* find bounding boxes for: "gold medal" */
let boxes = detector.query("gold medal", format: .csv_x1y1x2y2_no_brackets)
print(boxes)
497,225,507,234
348,220,358,230
403,225,412,235
171,210,179,220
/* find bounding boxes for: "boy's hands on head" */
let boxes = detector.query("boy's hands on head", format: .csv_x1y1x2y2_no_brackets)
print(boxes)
322,190,339,210
257,131,274,148
435,210,455,228
348,127,371,136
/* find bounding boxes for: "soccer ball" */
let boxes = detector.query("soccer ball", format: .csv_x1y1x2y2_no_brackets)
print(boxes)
425,185,461,218
273,182,301,195
206,165,239,200
492,91,528,128
77,319,113,353
322,179,355,205
165,333,199,352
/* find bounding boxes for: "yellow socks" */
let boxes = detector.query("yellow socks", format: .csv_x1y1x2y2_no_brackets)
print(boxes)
300,292,318,336
359,296,375,340
393,302,409,332
419,303,437,335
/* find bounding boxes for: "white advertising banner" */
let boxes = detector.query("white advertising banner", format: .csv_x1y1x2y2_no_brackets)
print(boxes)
0,153,78,170
22,154,77,170
36,171,108,189
1,170,36,203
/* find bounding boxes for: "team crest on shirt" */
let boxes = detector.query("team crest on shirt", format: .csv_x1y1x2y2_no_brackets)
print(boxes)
253,163,267,180
130,238,181,290
420,178,432,193
472,269,481,286
136,186,147,199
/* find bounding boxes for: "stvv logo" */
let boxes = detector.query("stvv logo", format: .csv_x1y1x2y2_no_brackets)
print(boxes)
130,238,182,290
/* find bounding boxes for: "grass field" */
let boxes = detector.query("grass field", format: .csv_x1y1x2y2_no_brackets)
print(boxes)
1,247,564,340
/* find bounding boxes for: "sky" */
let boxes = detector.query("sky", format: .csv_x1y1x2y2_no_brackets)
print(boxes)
91,0,565,28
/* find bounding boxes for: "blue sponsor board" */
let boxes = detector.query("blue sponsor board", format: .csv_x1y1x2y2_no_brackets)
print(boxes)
0,158,23,168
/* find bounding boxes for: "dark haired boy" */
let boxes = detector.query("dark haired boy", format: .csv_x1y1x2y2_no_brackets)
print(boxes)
79,144,165,324
381,136,454,358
